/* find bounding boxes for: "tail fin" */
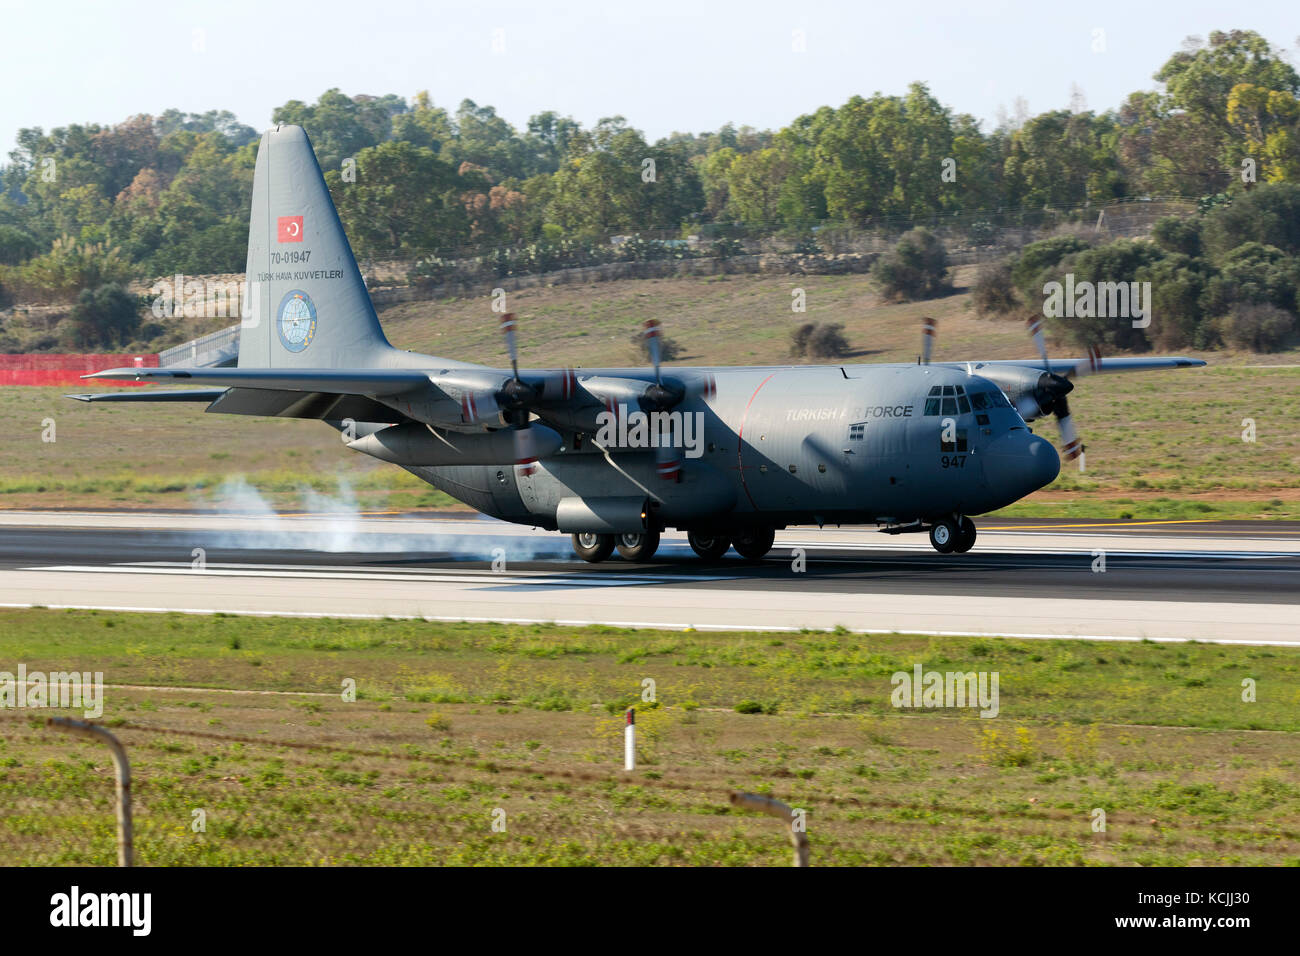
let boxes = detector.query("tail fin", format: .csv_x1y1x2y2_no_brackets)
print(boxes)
239,125,391,368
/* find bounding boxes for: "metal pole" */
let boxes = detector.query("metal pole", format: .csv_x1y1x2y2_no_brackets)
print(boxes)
47,717,132,867
624,707,635,771
730,791,809,867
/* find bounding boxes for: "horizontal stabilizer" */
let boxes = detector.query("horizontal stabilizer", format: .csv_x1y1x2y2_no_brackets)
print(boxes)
66,388,229,403
83,366,434,396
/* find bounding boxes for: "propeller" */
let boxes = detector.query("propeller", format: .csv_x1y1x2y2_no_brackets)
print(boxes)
455,312,565,476
1023,318,1103,463
920,317,937,365
636,318,718,411
640,319,684,410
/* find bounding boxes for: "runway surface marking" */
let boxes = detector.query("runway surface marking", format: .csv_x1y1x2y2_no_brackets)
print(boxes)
23,563,739,588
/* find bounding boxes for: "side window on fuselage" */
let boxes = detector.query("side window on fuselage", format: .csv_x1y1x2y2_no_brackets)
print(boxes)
848,422,866,442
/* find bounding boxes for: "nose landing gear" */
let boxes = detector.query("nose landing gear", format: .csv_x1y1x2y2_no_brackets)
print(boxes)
929,516,977,554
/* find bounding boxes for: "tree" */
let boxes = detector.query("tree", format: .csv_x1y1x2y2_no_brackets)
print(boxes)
725,148,789,225
1202,183,1300,259
871,228,951,301
328,141,470,258
272,89,402,172
1120,30,1300,195
0,225,38,265
391,91,454,154
64,283,140,348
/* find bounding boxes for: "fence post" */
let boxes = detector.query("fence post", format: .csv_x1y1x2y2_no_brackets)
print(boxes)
729,791,809,867
47,717,133,867
624,707,635,771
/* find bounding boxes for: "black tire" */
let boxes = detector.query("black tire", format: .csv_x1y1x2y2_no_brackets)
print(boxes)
952,516,977,553
687,531,731,560
572,532,615,563
731,526,776,561
929,518,959,554
615,530,661,562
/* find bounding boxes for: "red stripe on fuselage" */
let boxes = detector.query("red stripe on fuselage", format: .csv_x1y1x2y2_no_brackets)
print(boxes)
736,372,778,511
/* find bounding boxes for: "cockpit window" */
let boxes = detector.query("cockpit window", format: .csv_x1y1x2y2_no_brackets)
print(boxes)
925,385,1009,415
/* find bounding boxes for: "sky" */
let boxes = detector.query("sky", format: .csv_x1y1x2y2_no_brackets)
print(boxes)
2,0,1298,154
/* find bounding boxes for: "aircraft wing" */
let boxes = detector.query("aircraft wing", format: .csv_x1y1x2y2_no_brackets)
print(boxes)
82,366,435,396
941,356,1206,376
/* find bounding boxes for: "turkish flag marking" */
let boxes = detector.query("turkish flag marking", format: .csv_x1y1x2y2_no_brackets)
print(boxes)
277,216,304,243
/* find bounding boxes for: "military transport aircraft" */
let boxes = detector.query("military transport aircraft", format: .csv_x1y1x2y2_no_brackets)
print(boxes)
73,125,1205,563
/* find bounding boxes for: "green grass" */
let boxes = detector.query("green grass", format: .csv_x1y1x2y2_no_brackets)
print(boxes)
2,609,1298,865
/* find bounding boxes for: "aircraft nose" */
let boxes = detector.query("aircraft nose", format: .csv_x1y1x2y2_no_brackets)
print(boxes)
983,430,1060,498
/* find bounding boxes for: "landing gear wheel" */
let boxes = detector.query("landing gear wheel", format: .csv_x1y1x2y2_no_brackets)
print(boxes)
572,532,615,563
952,516,977,553
687,531,731,560
731,526,776,561
929,518,959,554
615,530,661,562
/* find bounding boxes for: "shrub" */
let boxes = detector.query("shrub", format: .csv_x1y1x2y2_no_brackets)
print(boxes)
871,227,951,301
1215,303,1295,352
1202,242,1300,315
790,321,849,359
62,283,142,348
1202,183,1300,260
12,236,137,304
971,260,1020,316
631,328,683,364
0,225,39,266
807,322,850,359
1152,215,1203,258
1040,239,1165,352
1010,235,1092,297
1136,253,1212,349
790,322,816,356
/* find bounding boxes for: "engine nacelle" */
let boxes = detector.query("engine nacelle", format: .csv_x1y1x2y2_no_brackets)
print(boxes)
348,421,562,466
971,365,1071,422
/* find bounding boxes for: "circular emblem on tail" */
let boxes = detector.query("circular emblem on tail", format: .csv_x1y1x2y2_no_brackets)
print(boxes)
276,290,318,353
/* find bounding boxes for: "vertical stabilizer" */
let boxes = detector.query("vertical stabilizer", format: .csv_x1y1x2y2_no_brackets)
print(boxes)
239,125,391,368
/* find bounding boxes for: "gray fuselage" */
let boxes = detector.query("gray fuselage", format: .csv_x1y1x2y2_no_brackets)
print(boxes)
397,363,1060,534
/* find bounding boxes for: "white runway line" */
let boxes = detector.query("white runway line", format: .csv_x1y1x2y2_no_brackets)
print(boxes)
0,566,1294,644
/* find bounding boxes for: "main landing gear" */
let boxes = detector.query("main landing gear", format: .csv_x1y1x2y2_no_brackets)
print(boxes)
729,526,776,562
570,526,777,563
928,516,976,554
571,531,661,563
687,530,731,560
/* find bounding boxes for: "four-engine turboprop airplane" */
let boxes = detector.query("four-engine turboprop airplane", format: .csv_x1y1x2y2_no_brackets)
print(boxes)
73,125,1205,563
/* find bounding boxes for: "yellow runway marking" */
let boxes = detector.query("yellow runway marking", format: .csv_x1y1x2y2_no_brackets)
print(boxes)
983,519,1217,531
983,519,1300,534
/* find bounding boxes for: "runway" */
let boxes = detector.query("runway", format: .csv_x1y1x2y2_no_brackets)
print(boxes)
0,511,1297,644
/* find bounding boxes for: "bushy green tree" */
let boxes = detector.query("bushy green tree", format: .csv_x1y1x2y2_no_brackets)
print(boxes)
871,227,951,301
64,282,140,348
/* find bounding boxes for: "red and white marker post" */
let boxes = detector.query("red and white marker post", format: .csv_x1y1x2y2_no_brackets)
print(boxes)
624,707,635,771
